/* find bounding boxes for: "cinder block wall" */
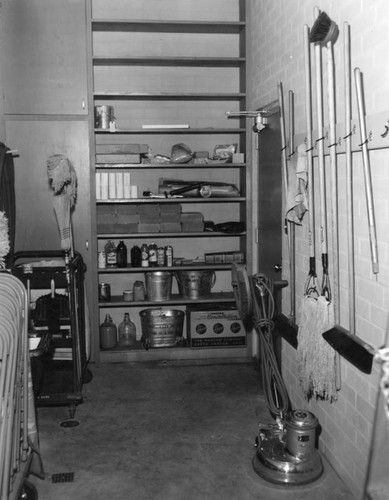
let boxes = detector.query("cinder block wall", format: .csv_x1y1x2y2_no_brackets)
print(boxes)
247,1,389,497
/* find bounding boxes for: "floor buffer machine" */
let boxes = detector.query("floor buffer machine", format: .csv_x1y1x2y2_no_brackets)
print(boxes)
231,263,323,485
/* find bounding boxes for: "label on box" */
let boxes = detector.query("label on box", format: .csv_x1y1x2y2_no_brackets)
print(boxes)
187,305,246,348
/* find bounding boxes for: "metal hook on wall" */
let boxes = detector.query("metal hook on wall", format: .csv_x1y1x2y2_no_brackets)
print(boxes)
380,120,389,138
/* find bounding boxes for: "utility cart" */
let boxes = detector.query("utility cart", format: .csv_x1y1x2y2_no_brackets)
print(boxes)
11,250,90,425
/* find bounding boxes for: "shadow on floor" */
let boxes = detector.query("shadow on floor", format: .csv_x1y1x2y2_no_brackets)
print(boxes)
29,360,355,500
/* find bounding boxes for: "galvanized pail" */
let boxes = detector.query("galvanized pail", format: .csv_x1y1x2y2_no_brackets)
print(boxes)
140,308,185,348
145,271,173,301
175,270,216,299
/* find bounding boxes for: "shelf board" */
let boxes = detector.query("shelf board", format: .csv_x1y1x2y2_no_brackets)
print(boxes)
99,292,235,307
92,19,246,34
93,56,245,67
99,345,250,363
94,128,245,134
96,197,246,203
98,263,235,273
95,163,246,169
97,232,245,239
94,92,246,100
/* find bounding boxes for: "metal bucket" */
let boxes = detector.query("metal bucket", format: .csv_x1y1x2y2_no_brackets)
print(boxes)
140,308,185,348
145,271,172,301
95,105,114,129
175,270,216,299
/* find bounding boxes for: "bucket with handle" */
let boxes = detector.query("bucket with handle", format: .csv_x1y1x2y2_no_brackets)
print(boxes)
145,271,172,301
140,308,185,348
175,270,216,299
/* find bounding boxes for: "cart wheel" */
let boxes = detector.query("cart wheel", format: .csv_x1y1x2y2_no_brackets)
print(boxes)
60,404,80,427
83,368,93,384
19,479,38,500
60,418,80,428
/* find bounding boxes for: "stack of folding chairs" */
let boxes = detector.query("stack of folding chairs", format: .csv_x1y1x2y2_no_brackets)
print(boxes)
0,271,33,499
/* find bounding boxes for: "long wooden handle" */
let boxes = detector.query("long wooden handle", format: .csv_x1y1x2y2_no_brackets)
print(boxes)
314,30,328,258
354,67,379,274
277,82,288,197
304,24,315,266
344,22,355,332
327,40,339,319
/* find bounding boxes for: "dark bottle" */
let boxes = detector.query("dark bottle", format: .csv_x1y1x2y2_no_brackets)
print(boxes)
148,242,158,267
116,240,128,268
131,245,142,267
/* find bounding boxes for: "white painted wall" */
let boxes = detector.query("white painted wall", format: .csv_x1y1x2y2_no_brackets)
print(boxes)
247,1,389,497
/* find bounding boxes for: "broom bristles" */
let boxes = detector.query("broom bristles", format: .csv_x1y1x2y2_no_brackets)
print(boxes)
310,11,339,45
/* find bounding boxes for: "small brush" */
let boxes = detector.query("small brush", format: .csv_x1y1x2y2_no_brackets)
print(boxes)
309,11,339,45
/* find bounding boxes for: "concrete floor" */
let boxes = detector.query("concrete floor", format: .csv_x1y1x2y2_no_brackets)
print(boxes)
29,360,355,499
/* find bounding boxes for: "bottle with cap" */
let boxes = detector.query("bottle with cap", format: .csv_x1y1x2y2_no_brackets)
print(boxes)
105,240,117,268
148,242,158,267
131,245,142,267
116,240,128,268
141,243,149,267
118,312,137,348
99,313,117,349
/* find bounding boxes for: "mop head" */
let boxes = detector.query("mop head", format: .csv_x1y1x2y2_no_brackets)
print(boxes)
47,155,77,206
0,211,10,269
47,155,78,252
297,295,338,402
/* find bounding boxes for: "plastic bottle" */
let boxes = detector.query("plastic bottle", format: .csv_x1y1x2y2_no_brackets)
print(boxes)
105,240,117,268
165,245,173,267
157,247,165,267
116,240,128,268
118,312,137,348
100,313,117,349
148,242,158,267
133,280,146,301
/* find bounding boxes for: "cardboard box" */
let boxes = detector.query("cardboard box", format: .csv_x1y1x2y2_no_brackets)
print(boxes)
160,222,182,233
187,304,246,348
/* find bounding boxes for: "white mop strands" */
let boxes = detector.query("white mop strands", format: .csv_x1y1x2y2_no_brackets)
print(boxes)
0,211,10,269
298,295,337,402
47,155,77,252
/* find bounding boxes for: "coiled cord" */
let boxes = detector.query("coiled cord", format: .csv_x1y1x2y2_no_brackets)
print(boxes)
251,274,290,418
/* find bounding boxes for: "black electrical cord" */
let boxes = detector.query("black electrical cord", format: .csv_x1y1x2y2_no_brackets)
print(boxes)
250,275,290,419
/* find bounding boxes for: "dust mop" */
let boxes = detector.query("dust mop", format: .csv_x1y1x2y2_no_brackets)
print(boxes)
47,155,77,253
0,211,10,269
298,10,338,402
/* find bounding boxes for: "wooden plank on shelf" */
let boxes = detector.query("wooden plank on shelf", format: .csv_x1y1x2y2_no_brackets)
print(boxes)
95,144,148,154
96,154,141,163
99,346,250,363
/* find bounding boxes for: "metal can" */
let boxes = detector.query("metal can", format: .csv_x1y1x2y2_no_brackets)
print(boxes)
165,245,173,267
99,283,111,302
157,247,165,266
98,251,106,269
